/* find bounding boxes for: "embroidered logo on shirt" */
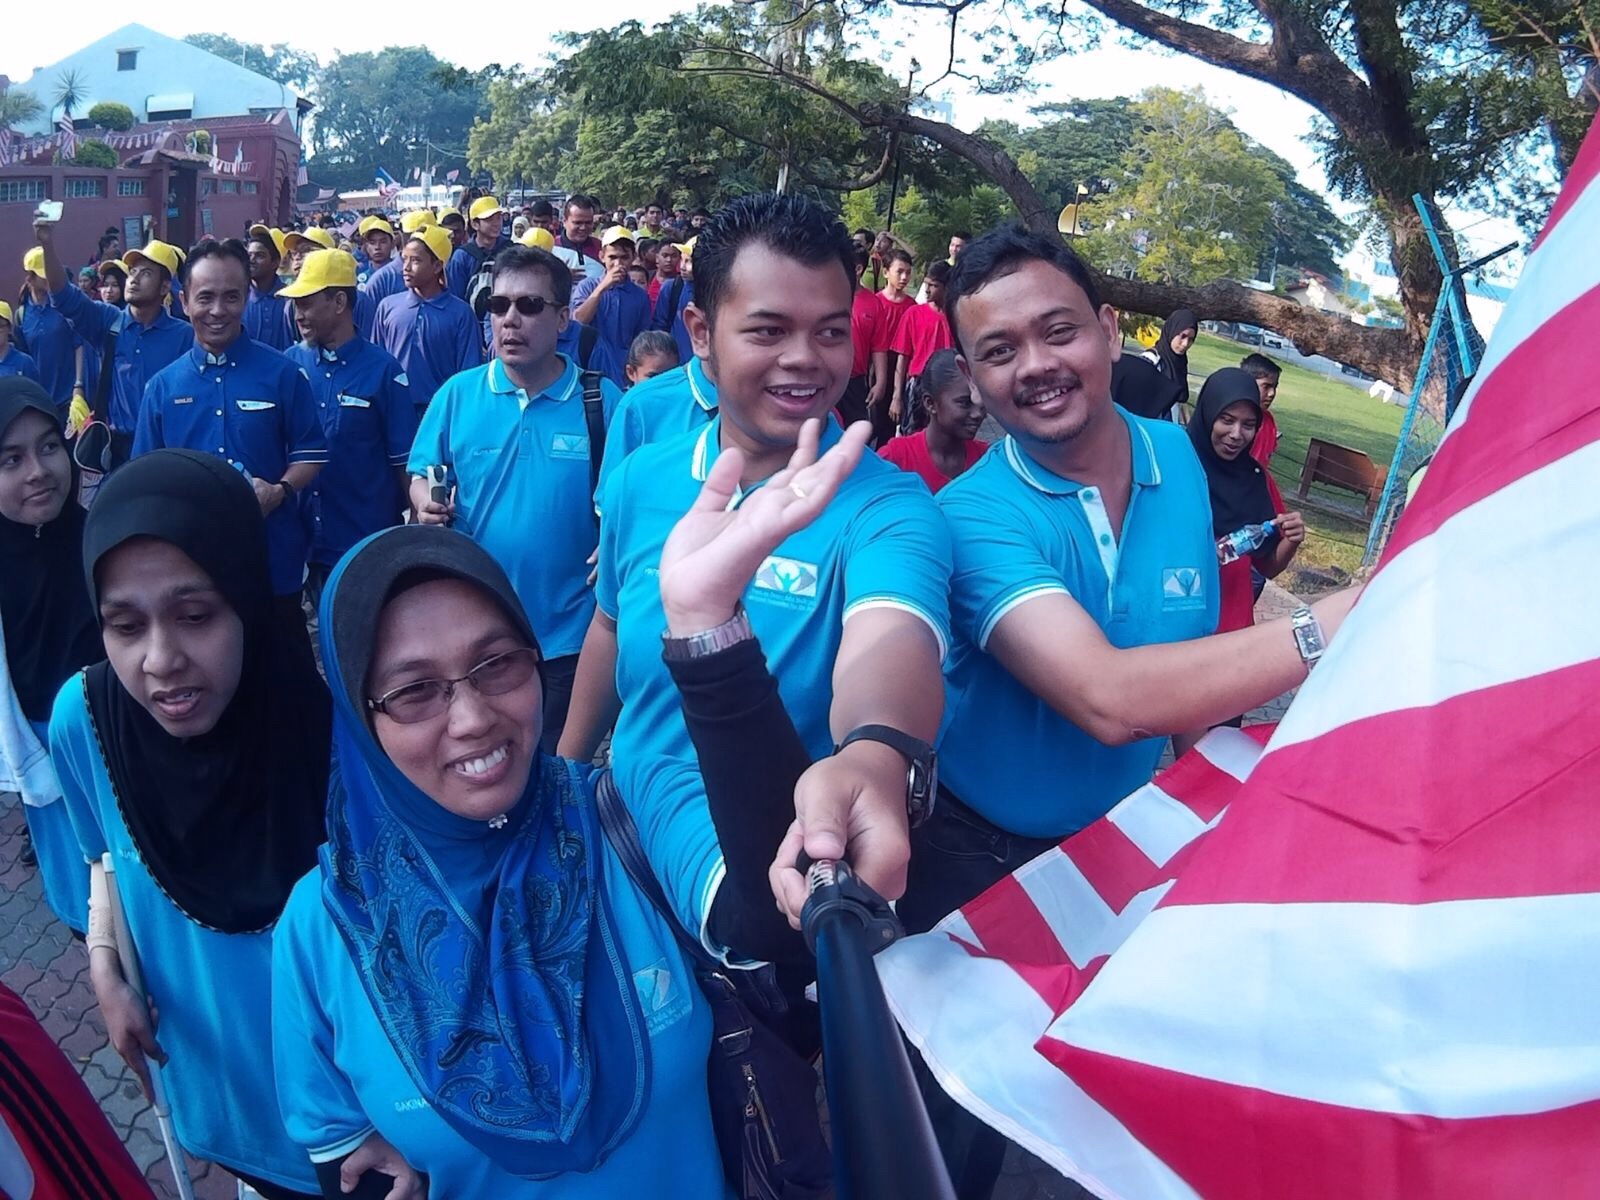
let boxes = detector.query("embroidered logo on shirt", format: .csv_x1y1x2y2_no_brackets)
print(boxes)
753,555,818,601
633,958,690,1035
338,394,372,408
173,395,194,405
395,373,409,386
549,433,590,460
1161,566,1207,610
393,1097,429,1114
235,400,276,412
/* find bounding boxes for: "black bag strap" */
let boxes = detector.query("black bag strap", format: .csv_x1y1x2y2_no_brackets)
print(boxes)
576,322,598,370
580,368,607,499
593,770,718,973
90,320,119,424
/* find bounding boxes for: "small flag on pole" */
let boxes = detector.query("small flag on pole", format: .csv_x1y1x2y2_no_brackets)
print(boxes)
55,115,76,159
446,168,459,184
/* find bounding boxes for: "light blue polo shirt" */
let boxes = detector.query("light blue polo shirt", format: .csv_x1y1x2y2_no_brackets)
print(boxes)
408,356,620,658
596,357,718,493
596,416,952,946
937,410,1218,837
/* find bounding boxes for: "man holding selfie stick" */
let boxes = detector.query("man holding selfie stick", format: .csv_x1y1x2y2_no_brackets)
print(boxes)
33,219,192,468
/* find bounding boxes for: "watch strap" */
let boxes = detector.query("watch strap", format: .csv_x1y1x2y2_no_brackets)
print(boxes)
1290,605,1325,669
660,606,754,661
835,724,931,763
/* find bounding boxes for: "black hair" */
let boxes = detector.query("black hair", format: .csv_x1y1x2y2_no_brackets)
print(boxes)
564,193,597,216
530,199,555,220
884,247,914,268
688,192,855,327
852,227,874,241
691,207,711,219
97,231,121,255
1239,352,1282,380
853,246,870,276
925,259,951,284
943,222,1103,354
180,238,250,290
913,347,965,413
949,230,971,242
627,330,678,370
636,237,659,256
491,244,573,307
246,235,281,262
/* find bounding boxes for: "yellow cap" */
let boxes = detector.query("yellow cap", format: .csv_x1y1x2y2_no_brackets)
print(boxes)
437,208,465,227
97,259,128,278
468,196,506,222
23,248,44,276
410,226,454,265
517,227,555,251
600,225,635,249
675,237,696,260
400,209,437,234
357,215,394,238
123,240,183,278
247,224,286,258
0,301,12,325
278,249,360,298
284,227,337,255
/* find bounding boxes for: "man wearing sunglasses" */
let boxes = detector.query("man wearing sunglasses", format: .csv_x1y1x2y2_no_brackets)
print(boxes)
408,243,621,750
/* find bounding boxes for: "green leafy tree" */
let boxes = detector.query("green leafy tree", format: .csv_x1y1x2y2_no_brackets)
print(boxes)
0,84,42,129
86,101,135,130
1081,88,1286,286
71,139,118,168
980,99,1138,211
182,34,320,91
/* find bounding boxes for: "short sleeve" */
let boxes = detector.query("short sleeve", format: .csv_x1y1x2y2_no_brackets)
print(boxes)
131,374,164,457
284,368,329,465
47,675,109,863
270,889,376,1163
940,481,1068,650
405,379,452,476
840,476,953,659
593,456,627,619
380,361,417,465
595,393,643,496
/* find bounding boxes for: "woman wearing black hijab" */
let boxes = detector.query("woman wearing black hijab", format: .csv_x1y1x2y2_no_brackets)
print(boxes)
0,377,101,931
1141,308,1199,419
47,449,325,1199
1187,367,1305,633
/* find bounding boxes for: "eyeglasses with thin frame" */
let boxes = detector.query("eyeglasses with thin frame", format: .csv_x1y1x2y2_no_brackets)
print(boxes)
487,294,558,318
367,646,540,724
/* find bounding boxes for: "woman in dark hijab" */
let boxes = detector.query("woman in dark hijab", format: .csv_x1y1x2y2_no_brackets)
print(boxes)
1187,367,1306,632
48,449,326,1200
1141,308,1199,418
0,377,100,931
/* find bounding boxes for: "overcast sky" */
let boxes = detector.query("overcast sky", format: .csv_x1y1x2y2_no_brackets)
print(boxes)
4,2,1522,268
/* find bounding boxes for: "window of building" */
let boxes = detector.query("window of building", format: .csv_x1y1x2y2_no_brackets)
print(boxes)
117,178,147,197
0,180,47,204
117,49,139,71
64,178,106,199
202,180,214,196
242,181,258,195
220,180,238,194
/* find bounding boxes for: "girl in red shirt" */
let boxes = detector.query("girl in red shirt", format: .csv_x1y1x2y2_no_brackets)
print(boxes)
1188,368,1306,632
878,349,989,492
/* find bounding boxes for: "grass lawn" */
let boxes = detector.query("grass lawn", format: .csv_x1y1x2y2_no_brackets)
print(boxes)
1182,332,1406,582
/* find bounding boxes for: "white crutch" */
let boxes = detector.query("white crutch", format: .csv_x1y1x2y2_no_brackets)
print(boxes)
101,852,196,1200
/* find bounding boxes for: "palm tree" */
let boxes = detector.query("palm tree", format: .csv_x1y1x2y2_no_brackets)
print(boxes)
53,69,87,123
0,85,42,129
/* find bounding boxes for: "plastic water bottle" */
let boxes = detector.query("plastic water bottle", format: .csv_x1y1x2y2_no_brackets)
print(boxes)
1217,520,1277,564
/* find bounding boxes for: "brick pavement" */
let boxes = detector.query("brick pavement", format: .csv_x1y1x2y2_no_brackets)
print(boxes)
0,581,1299,1200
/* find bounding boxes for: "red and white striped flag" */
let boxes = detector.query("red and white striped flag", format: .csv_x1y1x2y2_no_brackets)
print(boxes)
0,127,12,168
879,120,1600,1200
55,115,76,159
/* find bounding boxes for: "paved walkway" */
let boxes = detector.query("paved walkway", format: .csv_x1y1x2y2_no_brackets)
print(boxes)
0,584,1300,1200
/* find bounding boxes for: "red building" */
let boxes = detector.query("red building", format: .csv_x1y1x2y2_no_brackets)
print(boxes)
0,110,302,274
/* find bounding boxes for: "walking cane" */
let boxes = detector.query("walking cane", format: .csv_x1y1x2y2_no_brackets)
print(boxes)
801,860,955,1200
101,853,196,1200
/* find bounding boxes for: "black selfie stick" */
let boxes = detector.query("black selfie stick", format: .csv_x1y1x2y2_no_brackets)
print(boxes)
800,860,956,1200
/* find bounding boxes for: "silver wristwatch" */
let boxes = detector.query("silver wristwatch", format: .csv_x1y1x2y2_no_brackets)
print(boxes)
1289,606,1326,671
661,606,754,661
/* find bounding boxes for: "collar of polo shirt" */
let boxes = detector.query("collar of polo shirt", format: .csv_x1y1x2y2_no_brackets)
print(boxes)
487,356,578,407
690,413,844,490
686,358,716,413
1000,414,1164,496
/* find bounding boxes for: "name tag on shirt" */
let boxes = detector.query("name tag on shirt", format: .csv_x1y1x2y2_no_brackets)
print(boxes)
338,394,372,409
173,395,194,405
550,433,590,460
752,555,819,607
1161,566,1207,610
236,400,276,412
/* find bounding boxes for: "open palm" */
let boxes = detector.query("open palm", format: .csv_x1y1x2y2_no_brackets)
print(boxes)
658,418,871,632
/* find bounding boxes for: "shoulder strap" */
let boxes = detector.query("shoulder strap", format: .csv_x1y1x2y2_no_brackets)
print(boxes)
593,770,716,971
576,322,598,370
580,368,607,500
90,321,120,424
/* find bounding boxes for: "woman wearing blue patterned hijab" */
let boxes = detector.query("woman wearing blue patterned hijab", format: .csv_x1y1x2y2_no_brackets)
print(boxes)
270,524,729,1197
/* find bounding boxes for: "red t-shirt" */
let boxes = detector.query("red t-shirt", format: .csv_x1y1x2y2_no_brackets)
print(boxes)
647,277,663,309
1250,412,1283,510
892,302,954,376
850,288,884,378
878,431,989,493
873,292,915,354
1216,476,1287,634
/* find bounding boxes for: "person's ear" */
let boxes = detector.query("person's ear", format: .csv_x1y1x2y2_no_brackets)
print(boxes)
684,303,712,363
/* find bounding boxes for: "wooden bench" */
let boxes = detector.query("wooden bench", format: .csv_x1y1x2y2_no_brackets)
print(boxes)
1293,437,1384,520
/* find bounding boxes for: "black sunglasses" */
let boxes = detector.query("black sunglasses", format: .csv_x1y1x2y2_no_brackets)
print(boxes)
487,295,557,317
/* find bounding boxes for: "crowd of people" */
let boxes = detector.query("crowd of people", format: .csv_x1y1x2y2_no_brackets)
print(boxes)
0,184,1351,1200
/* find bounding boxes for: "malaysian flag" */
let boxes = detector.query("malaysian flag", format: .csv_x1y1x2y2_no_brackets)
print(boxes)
374,166,401,201
0,127,11,168
55,114,76,159
878,119,1600,1198
446,168,459,184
